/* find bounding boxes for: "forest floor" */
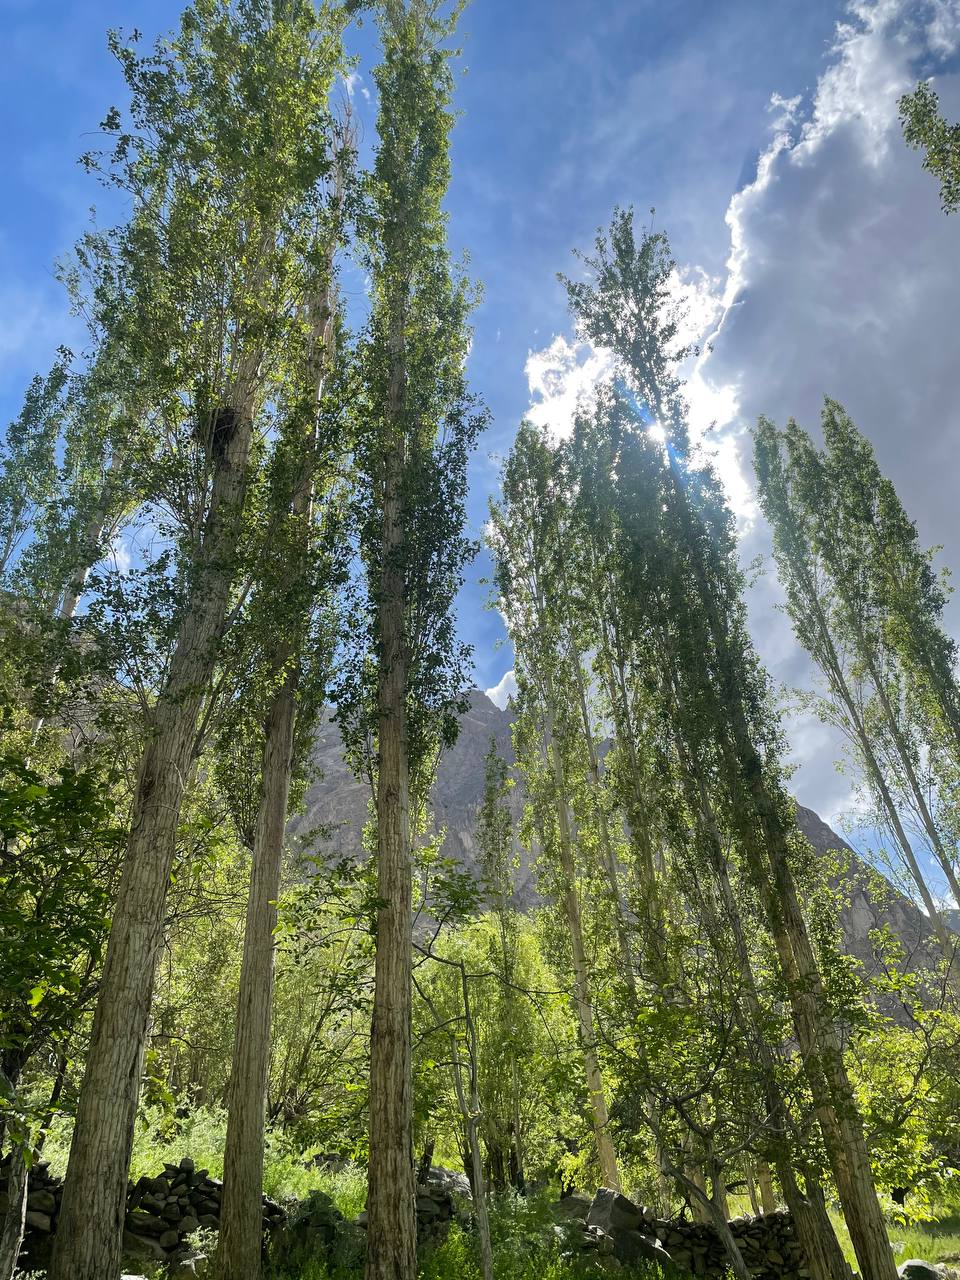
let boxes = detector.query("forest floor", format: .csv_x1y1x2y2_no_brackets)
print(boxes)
39,1111,960,1278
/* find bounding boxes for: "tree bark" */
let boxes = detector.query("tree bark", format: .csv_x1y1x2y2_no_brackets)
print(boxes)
451,965,493,1280
364,435,417,1280
216,682,296,1280
541,702,621,1192
0,1143,28,1280
49,399,255,1280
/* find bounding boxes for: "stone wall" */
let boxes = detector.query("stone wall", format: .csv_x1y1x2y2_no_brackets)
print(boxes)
562,1187,810,1280
0,1154,284,1273
0,1156,460,1275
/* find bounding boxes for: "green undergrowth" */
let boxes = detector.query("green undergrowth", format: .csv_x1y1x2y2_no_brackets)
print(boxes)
268,1194,675,1280
41,1104,367,1212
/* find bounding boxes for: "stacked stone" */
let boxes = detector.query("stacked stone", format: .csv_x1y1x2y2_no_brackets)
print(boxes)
0,1155,285,1273
353,1178,457,1245
727,1210,806,1280
559,1187,809,1280
0,1156,63,1271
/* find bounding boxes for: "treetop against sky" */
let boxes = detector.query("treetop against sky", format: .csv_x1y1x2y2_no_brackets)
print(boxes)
1,0,959,824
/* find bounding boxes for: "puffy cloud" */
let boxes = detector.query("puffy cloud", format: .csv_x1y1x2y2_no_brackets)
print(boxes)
518,0,960,824
523,336,614,440
485,668,518,710
698,0,960,818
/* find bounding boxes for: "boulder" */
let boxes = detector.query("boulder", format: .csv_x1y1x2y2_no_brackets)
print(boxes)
122,1229,170,1265
900,1263,941,1280
424,1166,472,1199
554,1192,593,1222
126,1208,166,1236
587,1187,645,1234
26,1189,56,1215
614,1228,672,1267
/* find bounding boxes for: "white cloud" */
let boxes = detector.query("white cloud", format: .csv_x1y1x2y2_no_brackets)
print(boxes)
343,70,371,103
523,336,614,440
109,535,132,575
485,668,518,709
518,0,960,826
694,0,960,818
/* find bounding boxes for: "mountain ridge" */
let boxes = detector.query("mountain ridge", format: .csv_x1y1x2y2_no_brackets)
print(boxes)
291,690,943,973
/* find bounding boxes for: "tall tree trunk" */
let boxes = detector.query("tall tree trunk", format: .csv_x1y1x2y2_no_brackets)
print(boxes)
0,1144,28,1280
739,784,895,1280
216,681,296,1280
662,461,896,1280
216,231,340,1280
568,637,638,998
451,965,493,1280
541,700,621,1192
365,436,417,1280
49,399,255,1280
701,786,850,1280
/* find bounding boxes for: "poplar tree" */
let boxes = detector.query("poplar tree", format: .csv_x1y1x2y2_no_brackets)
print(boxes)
489,422,622,1191
215,98,353,1280
755,409,960,928
49,6,347,1276
336,3,481,1275
562,208,896,1280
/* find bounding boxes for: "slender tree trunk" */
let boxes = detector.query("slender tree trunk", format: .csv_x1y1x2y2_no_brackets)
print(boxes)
541,703,621,1192
770,532,953,955
49,399,255,1280
667,626,855,1280
668,1159,751,1280
746,1170,760,1216
661,459,896,1280
365,435,417,1280
216,230,340,1280
756,1160,777,1215
416,1139,435,1187
568,638,638,998
34,1052,68,1157
741,794,895,1280
216,682,296,1280
859,645,960,909
0,1143,28,1280
451,965,493,1280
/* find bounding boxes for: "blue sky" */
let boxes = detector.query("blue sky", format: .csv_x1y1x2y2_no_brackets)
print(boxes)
3,0,960,857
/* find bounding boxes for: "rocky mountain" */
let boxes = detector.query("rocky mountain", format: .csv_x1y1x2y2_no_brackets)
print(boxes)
291,690,942,971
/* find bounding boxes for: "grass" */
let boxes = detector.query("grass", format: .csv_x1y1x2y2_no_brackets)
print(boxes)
828,1205,960,1269
41,1103,368,1214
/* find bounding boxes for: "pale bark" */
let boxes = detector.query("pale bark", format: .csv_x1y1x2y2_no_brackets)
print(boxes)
542,699,621,1192
0,1143,28,1280
451,966,493,1280
216,685,296,1280
364,435,417,1280
756,1160,777,1215
49,396,255,1280
568,639,638,998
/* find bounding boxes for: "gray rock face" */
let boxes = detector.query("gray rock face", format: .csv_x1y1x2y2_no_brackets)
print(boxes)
290,691,537,903
292,692,950,974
